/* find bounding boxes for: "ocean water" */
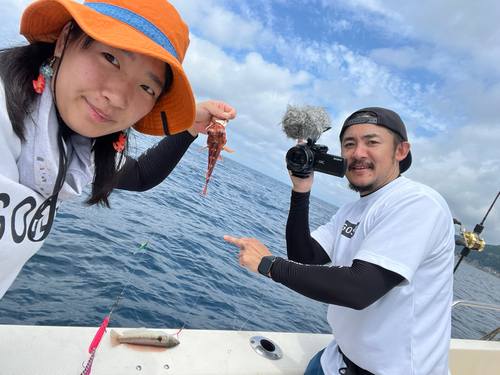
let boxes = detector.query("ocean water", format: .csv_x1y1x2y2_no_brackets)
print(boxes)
0,133,499,341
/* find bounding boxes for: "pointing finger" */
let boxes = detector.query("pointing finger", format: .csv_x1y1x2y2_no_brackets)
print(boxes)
223,235,242,248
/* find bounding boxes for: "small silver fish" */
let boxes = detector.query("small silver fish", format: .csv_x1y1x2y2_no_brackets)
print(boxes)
110,328,180,348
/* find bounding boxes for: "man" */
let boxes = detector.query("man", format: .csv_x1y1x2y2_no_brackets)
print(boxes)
224,107,455,375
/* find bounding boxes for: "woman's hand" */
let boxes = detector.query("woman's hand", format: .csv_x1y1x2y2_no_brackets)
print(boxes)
188,101,237,137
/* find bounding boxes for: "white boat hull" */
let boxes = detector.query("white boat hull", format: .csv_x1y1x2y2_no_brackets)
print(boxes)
0,325,499,374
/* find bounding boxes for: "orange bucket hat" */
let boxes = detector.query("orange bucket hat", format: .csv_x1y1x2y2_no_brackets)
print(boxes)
19,0,196,136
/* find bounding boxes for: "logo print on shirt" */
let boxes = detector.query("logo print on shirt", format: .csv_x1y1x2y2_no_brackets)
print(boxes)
342,220,359,239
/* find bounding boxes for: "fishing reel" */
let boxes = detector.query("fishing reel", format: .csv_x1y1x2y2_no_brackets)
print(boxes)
453,218,486,274
453,191,499,274
454,219,485,252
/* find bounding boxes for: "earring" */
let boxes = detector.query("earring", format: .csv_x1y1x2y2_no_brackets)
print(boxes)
32,56,56,94
113,131,127,152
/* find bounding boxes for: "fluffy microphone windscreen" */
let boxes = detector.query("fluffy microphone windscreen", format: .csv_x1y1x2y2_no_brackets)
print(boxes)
280,104,331,141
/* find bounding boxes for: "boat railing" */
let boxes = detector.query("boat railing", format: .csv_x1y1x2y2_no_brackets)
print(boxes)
452,300,500,341
452,300,500,312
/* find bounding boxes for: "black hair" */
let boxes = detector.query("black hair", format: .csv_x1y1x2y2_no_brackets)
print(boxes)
0,22,173,207
0,41,54,141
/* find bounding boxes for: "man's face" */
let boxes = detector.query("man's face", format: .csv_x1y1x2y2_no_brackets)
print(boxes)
340,123,410,196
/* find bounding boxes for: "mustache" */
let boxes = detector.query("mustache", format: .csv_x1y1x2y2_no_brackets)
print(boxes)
348,160,374,170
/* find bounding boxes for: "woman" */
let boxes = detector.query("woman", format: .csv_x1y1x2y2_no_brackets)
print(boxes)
0,0,236,298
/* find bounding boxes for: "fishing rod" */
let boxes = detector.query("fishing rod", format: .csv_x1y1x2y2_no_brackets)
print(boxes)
453,191,500,274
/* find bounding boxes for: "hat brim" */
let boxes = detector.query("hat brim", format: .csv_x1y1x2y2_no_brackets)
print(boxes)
20,0,196,135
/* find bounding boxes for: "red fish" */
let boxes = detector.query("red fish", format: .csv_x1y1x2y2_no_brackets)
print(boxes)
198,119,234,195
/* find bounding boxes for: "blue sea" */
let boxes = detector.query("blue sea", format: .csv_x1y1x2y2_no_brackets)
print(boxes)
0,133,499,341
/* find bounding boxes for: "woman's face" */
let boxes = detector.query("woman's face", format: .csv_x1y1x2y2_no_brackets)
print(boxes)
52,23,166,138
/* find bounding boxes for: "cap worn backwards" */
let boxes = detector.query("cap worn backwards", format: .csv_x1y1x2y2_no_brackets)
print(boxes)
340,107,412,173
20,0,196,136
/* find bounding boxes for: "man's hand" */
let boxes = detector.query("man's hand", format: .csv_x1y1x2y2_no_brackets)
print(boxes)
223,235,273,275
288,140,314,193
289,169,314,193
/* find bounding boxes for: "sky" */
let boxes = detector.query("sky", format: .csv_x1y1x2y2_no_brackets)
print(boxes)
1,0,500,246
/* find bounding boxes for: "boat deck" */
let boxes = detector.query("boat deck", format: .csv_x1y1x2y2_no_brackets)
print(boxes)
1,324,499,374
0,325,331,374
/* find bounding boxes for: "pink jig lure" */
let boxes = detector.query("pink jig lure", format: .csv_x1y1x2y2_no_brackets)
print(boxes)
80,348,96,375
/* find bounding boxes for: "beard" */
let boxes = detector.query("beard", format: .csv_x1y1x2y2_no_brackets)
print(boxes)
348,181,375,194
346,152,398,194
347,160,375,193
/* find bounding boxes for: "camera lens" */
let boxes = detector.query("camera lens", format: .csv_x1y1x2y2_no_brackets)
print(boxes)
286,145,314,174
292,152,306,164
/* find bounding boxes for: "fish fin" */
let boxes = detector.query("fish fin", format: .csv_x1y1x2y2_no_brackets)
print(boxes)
110,329,121,347
198,146,208,152
122,328,148,333
203,185,208,195
118,328,150,336
217,155,223,161
223,147,234,153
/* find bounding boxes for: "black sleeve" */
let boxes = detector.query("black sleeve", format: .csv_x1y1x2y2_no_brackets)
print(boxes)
115,131,196,191
281,189,404,309
271,258,405,310
286,190,331,264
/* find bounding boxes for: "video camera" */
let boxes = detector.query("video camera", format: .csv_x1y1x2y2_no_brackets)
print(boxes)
281,105,347,179
286,138,346,179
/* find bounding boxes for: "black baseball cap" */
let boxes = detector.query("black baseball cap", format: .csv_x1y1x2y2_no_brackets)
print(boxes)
339,107,412,173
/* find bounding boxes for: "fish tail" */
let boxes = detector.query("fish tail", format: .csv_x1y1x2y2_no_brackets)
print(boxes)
203,159,216,195
110,329,121,347
205,166,213,179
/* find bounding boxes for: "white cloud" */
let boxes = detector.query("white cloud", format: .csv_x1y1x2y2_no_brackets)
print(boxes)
170,0,276,51
408,119,500,244
369,47,423,70
335,0,500,77
1,0,499,245
182,35,315,176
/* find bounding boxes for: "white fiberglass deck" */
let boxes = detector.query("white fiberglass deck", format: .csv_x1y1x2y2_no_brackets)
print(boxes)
1,325,500,374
